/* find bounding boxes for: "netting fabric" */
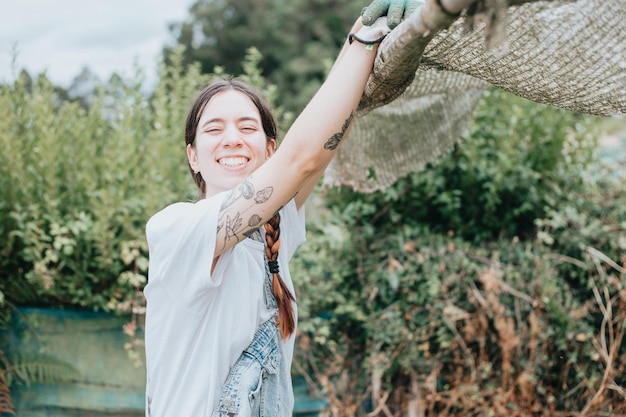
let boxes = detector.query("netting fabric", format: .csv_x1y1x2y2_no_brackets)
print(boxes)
325,0,625,192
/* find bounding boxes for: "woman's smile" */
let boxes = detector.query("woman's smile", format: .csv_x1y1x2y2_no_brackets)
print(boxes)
217,156,249,168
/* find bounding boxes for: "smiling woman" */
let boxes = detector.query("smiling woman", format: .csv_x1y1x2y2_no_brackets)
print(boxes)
0,0,194,88
142,6,401,416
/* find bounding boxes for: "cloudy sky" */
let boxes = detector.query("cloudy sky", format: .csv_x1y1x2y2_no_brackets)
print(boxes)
0,0,195,88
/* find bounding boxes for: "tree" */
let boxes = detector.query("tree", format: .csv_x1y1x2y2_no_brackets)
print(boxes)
65,67,101,108
165,0,362,112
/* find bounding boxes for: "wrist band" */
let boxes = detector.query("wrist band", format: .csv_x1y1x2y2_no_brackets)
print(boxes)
348,33,387,47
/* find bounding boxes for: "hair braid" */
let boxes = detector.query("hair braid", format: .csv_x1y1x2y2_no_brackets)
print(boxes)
264,212,296,340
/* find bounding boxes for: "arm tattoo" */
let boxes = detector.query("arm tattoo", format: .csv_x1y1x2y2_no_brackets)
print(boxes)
241,178,255,199
222,212,244,246
243,227,259,238
324,113,353,151
217,179,275,247
248,214,262,227
254,187,273,204
221,178,255,210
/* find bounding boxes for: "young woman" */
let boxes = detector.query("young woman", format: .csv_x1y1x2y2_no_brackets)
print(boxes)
143,11,400,417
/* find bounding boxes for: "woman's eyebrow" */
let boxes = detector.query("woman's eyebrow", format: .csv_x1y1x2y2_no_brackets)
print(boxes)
236,116,261,124
200,116,260,129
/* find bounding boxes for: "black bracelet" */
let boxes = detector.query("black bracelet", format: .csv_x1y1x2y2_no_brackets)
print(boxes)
348,33,387,46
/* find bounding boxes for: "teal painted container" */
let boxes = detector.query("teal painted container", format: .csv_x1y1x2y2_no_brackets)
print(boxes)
8,308,327,416
293,376,328,417
9,308,145,416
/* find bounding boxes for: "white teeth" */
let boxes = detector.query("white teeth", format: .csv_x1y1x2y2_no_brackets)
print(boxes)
219,157,247,167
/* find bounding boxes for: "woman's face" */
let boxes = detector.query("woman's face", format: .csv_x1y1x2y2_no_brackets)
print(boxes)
187,89,276,198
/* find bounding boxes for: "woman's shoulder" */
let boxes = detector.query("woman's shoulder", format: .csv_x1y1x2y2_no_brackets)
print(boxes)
146,200,212,236
148,201,193,225
146,194,227,236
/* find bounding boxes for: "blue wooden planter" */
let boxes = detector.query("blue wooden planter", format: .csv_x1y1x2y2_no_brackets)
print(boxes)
8,308,327,416
8,308,145,416
293,376,328,417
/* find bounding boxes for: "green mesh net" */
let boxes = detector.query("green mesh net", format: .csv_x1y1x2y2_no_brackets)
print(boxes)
325,0,625,192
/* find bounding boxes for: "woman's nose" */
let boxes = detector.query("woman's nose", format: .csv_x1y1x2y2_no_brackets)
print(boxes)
222,126,243,146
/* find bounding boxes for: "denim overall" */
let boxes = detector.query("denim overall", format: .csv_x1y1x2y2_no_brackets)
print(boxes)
211,231,294,417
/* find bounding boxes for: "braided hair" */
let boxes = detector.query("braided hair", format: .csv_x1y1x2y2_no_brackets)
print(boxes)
264,212,296,340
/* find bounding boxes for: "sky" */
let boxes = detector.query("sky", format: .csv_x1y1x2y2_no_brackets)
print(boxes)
0,0,195,89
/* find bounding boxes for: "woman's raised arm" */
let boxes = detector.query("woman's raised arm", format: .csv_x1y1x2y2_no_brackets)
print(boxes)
213,18,390,257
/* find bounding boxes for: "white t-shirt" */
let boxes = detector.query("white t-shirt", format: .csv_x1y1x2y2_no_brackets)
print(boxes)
143,192,305,417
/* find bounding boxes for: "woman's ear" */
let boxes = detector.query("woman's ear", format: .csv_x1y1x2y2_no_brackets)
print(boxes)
187,143,200,173
266,139,277,159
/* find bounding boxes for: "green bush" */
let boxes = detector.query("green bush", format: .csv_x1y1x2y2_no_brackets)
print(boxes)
0,48,286,312
291,93,626,415
1,72,151,310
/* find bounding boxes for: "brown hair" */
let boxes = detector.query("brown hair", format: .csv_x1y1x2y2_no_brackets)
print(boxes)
185,78,295,340
264,213,296,340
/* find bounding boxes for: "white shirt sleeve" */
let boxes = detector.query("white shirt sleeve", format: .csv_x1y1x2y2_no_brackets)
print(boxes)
146,193,227,296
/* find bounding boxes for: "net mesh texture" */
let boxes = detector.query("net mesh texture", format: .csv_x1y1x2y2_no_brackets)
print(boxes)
324,0,625,192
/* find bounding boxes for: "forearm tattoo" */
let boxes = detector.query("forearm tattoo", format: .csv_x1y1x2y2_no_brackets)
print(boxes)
217,177,275,247
324,113,353,151
222,212,243,243
220,178,254,210
254,187,272,204
242,214,263,239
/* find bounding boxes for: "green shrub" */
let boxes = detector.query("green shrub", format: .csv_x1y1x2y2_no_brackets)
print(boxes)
0,47,286,312
1,71,151,310
291,92,626,415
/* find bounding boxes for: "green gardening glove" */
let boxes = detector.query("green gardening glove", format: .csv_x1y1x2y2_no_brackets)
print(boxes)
361,0,421,29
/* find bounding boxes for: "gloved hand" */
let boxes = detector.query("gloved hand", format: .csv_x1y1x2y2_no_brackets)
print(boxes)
349,17,391,46
361,0,421,29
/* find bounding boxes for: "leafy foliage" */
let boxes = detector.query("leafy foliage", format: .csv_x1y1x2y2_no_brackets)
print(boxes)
2,353,80,388
0,49,207,311
291,93,626,415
